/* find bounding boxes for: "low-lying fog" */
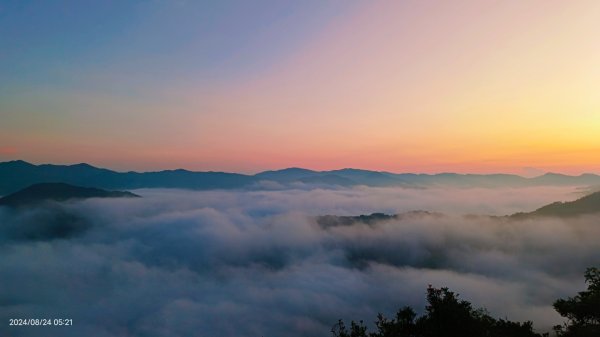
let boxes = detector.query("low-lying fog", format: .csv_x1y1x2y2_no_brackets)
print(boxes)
1,186,598,337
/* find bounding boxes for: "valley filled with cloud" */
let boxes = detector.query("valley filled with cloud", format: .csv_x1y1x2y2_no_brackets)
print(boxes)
1,186,598,336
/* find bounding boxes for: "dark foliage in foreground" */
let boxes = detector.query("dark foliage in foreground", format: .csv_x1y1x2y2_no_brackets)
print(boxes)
553,268,600,337
333,268,600,337
331,285,541,337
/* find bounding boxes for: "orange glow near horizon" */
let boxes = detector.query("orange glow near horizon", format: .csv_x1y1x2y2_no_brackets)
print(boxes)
1,0,599,174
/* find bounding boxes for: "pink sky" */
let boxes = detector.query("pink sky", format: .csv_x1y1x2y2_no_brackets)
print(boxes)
1,0,599,174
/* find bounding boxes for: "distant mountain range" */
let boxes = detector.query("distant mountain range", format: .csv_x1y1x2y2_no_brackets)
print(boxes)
2,160,600,195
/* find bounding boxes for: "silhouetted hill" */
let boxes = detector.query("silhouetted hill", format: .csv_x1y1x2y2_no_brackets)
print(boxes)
255,167,319,182
318,189,600,225
511,191,600,218
0,183,139,207
2,160,600,194
318,190,600,226
0,160,255,194
254,167,600,189
316,211,441,228
328,169,409,186
529,172,600,186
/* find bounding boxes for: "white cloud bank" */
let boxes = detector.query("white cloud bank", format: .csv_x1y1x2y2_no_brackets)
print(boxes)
0,186,598,336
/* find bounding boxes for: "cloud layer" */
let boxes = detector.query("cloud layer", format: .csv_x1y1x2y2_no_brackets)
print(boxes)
1,186,598,337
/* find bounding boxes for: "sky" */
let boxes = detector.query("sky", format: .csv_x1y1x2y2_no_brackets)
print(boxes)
1,0,599,174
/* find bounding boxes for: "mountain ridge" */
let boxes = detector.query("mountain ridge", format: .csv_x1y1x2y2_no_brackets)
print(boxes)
1,160,600,195
510,190,600,218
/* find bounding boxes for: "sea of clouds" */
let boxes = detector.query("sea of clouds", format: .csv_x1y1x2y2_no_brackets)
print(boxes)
1,186,599,337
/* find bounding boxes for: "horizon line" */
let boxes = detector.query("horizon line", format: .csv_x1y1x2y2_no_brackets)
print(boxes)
3,159,600,178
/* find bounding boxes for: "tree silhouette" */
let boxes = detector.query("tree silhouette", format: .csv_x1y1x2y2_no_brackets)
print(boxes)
331,319,368,337
553,267,600,336
374,307,418,337
332,268,600,337
332,285,541,337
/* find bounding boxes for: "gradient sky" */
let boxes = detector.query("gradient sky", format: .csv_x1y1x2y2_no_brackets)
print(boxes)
1,0,599,174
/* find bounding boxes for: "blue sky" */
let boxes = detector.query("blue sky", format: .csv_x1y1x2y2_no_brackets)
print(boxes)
0,0,356,93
